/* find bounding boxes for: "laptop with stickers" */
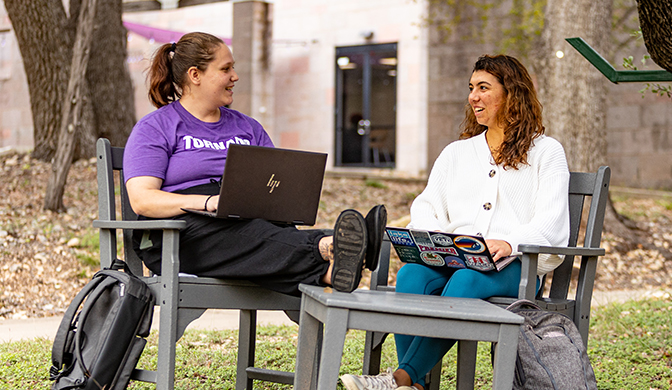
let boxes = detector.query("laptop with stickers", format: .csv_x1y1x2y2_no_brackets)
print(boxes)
385,227,517,272
182,144,327,226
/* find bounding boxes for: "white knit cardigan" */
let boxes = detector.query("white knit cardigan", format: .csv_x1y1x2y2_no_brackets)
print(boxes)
408,132,570,276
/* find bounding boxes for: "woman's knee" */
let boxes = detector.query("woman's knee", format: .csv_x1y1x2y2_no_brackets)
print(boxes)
397,264,450,295
441,269,485,298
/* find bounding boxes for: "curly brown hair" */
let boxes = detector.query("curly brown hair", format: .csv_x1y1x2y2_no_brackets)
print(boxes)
459,54,544,169
147,32,225,109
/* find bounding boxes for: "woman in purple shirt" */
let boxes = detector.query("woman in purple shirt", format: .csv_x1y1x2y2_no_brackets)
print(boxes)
124,32,385,296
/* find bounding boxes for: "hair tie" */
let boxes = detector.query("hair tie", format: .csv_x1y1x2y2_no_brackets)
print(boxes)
204,195,215,211
170,42,177,53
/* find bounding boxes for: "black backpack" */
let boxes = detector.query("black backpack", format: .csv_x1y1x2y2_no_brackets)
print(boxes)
498,299,598,390
49,259,154,390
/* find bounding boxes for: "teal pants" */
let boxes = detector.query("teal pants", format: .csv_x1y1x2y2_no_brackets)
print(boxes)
394,261,529,387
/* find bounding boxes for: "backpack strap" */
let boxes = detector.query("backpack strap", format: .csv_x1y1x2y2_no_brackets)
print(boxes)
505,299,542,312
50,273,108,380
109,258,131,273
71,276,123,380
49,261,133,380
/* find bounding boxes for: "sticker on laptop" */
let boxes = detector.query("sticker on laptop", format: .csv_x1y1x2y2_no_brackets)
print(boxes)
410,230,434,247
421,252,445,267
444,256,467,269
454,236,486,253
395,246,422,262
418,244,458,256
464,254,495,271
431,234,453,247
387,229,415,246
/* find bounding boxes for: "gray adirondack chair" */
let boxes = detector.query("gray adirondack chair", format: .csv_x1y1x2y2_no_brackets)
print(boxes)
364,166,611,390
93,138,304,389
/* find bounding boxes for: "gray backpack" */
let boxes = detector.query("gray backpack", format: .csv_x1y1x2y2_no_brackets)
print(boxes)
49,260,154,390
501,299,598,390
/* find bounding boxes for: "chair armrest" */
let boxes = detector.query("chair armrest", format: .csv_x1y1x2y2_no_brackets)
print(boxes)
93,219,186,230
516,245,604,301
517,244,604,257
518,253,538,300
94,219,185,274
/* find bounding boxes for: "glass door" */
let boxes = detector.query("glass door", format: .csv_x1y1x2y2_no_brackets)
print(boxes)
335,43,397,168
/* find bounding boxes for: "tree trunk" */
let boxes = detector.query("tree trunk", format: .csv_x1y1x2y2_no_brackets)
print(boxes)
532,0,612,174
4,0,73,161
86,0,135,149
636,0,672,73
44,0,97,212
5,0,135,162
7,0,135,211
532,0,637,238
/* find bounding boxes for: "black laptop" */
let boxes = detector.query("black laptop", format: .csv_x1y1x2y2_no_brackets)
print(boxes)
182,144,327,226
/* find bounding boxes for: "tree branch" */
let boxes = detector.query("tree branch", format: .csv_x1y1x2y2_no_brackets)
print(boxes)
44,0,98,212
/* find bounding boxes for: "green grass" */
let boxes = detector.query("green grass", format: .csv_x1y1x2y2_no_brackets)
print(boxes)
589,298,672,389
2,297,671,389
364,179,388,189
658,199,672,211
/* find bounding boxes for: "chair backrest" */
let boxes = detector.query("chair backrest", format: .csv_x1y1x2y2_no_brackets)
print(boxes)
96,138,145,276
544,166,610,300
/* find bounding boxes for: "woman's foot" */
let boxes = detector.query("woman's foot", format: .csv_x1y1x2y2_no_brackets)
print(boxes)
364,204,387,271
340,368,415,390
331,209,367,292
340,368,394,390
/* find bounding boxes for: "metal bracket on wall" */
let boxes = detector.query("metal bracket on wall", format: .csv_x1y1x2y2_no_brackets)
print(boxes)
566,37,672,83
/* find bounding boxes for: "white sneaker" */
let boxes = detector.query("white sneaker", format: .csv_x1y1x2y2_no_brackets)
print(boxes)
340,368,398,390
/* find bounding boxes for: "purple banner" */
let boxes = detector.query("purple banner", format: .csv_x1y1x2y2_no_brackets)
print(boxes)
123,21,231,45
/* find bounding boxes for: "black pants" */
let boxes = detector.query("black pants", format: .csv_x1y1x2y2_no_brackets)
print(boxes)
132,183,329,296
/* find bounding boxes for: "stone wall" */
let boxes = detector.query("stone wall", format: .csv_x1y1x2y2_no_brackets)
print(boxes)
606,82,672,190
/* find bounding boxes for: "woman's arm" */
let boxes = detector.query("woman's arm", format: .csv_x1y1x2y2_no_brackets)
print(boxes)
490,138,570,275
126,176,219,218
503,141,570,254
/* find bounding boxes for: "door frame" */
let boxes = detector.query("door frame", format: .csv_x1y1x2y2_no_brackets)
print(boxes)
335,42,397,168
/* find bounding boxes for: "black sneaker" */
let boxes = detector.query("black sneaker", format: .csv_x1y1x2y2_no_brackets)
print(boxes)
364,204,387,271
331,209,367,293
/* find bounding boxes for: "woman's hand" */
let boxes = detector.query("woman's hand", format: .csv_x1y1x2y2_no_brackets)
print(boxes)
205,195,219,212
485,239,512,262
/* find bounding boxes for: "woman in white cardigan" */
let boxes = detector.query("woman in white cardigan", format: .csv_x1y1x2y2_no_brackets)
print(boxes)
341,55,570,390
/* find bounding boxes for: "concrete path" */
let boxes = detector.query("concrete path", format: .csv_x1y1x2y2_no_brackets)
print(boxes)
0,309,296,343
1,288,669,343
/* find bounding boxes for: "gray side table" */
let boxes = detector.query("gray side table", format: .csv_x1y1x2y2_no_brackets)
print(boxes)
294,285,523,390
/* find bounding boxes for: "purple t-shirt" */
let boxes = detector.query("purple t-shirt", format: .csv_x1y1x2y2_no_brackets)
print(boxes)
124,101,274,192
